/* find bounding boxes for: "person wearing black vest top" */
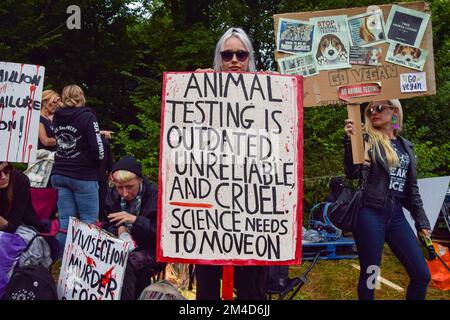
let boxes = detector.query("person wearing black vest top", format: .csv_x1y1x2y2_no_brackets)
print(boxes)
38,90,62,152
194,27,267,300
344,99,431,300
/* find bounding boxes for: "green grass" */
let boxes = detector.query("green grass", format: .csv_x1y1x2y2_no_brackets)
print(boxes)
52,245,449,300
289,245,450,300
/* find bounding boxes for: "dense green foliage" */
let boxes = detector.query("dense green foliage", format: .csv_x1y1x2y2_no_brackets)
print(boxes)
1,0,448,217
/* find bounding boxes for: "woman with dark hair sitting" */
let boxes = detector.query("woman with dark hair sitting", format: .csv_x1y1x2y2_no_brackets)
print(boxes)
0,162,46,233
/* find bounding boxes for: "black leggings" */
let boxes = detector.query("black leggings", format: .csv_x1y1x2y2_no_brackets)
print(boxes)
120,250,165,300
196,265,268,300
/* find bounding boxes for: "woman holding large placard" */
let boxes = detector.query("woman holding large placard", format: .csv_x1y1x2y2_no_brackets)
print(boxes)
195,27,267,300
344,99,431,300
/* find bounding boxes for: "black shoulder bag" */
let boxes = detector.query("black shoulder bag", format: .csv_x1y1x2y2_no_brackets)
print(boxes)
328,143,371,232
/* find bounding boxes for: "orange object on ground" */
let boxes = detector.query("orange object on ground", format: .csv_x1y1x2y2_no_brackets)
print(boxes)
427,244,450,291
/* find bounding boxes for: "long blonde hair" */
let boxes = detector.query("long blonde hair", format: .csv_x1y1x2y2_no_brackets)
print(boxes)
41,90,60,109
61,85,86,107
364,99,403,168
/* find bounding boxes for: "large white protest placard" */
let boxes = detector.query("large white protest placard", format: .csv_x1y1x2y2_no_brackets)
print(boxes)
0,62,45,163
57,217,130,300
157,72,303,266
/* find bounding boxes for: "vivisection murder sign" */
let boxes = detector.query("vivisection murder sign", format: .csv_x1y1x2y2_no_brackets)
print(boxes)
0,62,45,163
157,72,303,266
57,217,131,300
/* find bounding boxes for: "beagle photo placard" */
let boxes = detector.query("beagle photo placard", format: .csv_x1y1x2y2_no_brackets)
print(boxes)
349,46,383,66
386,42,428,71
310,15,351,71
385,5,430,47
347,11,387,47
277,18,314,54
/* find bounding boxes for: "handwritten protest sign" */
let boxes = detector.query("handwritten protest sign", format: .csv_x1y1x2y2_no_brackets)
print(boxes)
57,217,130,300
157,72,303,266
400,72,427,93
0,62,45,163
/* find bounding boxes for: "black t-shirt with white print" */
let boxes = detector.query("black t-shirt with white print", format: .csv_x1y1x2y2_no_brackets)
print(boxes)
388,139,410,198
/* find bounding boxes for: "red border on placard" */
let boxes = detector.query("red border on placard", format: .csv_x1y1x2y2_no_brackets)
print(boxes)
157,71,303,266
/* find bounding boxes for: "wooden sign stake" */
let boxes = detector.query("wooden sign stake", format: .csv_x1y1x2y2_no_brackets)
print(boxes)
347,104,364,164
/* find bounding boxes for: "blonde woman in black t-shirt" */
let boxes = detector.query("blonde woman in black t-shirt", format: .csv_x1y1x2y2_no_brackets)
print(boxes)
344,99,431,300
38,90,62,152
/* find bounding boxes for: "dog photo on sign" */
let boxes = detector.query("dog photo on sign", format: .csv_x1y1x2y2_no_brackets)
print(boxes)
349,46,383,66
315,34,348,66
386,41,428,71
277,18,314,54
310,15,351,71
348,11,387,47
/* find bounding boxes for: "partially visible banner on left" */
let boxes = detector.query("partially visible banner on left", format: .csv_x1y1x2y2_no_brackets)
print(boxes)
0,62,45,163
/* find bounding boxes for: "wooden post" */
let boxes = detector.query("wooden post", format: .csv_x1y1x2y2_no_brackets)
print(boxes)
347,104,364,164
222,266,234,300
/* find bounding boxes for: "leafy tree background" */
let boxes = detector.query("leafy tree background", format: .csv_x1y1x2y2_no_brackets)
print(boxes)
1,0,448,220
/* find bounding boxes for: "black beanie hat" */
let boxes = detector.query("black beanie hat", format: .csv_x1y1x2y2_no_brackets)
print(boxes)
112,155,143,178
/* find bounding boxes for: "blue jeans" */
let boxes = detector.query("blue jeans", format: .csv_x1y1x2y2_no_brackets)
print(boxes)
51,175,99,253
354,197,430,300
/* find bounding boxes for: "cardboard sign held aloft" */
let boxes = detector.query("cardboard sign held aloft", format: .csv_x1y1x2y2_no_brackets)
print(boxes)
0,62,45,163
273,1,435,107
57,217,131,300
157,71,303,266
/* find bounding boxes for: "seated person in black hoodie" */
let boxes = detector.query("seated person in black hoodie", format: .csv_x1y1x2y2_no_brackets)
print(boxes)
103,156,165,300
98,133,113,221
0,162,47,233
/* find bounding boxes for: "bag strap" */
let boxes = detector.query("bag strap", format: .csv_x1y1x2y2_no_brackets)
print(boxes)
23,234,39,252
363,140,371,165
359,141,371,190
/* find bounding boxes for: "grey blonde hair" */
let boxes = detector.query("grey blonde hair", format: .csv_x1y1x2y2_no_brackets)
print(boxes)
364,99,403,168
62,85,86,107
213,27,256,72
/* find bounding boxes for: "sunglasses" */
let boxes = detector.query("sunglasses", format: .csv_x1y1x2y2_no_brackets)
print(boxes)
367,104,393,116
220,50,249,62
0,165,11,176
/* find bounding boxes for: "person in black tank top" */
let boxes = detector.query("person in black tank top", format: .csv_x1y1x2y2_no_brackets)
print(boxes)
38,90,61,152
